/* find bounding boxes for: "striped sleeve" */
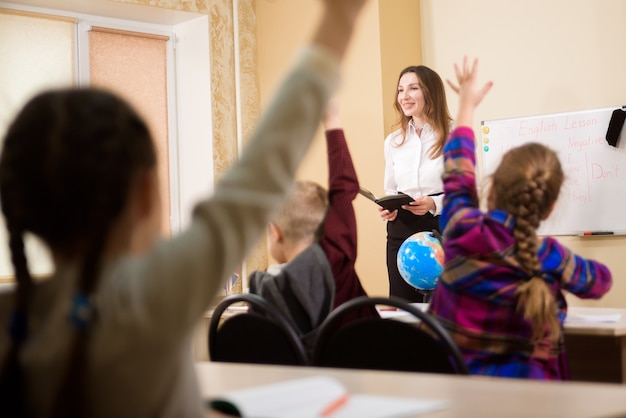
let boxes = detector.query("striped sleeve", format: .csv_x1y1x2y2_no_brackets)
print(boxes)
540,237,612,299
441,127,479,235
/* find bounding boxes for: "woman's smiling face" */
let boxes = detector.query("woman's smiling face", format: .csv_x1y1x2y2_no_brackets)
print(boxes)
397,71,425,120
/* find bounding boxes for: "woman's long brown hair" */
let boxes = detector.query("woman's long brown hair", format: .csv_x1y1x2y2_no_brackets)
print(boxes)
391,65,452,158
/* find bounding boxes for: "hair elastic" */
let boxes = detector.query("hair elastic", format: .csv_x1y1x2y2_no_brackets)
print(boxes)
70,292,96,331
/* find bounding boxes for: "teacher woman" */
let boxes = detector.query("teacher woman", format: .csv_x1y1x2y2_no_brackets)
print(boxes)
380,65,452,302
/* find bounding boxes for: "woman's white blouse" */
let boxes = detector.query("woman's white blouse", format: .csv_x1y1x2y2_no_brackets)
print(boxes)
383,120,444,215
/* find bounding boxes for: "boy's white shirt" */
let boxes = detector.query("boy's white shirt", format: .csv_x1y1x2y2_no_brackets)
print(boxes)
266,263,286,275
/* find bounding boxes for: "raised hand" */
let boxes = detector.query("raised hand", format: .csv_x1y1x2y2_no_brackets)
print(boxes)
446,57,493,127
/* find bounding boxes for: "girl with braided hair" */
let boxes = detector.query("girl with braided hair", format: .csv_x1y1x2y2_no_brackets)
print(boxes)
0,1,368,416
427,57,612,379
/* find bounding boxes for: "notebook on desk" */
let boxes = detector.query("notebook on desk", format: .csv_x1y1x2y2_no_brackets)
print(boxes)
566,313,621,323
207,375,449,418
377,303,429,322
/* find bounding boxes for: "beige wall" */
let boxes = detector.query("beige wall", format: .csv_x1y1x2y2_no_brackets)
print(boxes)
421,0,626,308
256,0,424,297
11,0,622,306
378,0,422,137
257,0,626,307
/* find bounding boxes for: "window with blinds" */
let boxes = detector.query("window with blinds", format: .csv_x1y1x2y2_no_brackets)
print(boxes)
0,8,76,278
88,26,172,236
0,8,175,278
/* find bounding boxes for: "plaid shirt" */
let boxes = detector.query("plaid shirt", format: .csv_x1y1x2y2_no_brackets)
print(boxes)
428,126,612,379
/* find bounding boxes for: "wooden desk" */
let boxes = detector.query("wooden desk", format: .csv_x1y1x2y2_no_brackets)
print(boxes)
195,361,626,418
564,306,626,384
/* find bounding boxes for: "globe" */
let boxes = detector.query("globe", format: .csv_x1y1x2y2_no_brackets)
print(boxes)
397,231,444,291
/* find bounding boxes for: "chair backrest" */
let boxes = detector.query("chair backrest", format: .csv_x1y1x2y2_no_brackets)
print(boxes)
312,296,469,374
208,293,309,366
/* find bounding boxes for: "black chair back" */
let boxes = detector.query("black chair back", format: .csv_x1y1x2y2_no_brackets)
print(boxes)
208,294,308,366
312,296,468,374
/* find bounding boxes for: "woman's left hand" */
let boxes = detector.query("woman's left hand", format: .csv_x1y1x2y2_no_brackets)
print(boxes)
402,196,435,216
379,206,398,221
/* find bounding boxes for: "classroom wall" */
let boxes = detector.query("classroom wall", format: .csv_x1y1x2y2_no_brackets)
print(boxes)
420,0,626,308
0,0,217,281
0,0,265,287
257,0,626,307
6,0,623,307
256,0,422,297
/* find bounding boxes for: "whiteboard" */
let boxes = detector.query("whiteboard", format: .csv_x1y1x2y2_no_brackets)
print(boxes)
480,106,626,236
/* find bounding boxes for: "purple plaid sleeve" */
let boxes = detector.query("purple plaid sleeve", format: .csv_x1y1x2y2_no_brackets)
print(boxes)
440,127,478,235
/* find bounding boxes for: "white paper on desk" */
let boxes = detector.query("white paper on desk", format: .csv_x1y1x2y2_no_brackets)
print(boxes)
227,306,248,312
377,303,428,319
331,395,449,418
208,375,449,418
566,313,621,323
378,310,413,320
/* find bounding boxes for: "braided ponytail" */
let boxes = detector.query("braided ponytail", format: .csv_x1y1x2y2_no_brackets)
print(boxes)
491,143,564,342
52,231,109,417
510,178,559,342
0,88,156,416
0,223,32,417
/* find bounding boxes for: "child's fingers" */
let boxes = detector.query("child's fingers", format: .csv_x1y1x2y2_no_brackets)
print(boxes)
480,81,494,98
453,61,462,83
446,79,460,94
470,57,479,77
462,56,470,77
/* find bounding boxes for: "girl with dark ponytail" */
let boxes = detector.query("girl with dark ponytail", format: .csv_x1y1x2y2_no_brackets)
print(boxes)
0,1,368,416
0,89,157,418
427,57,612,380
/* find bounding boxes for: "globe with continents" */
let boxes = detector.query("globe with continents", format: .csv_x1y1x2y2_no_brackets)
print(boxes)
397,231,444,291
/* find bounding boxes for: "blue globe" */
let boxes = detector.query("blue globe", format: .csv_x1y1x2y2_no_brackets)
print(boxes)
397,231,444,291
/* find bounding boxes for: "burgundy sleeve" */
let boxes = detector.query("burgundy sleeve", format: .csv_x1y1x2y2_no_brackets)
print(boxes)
322,128,359,265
